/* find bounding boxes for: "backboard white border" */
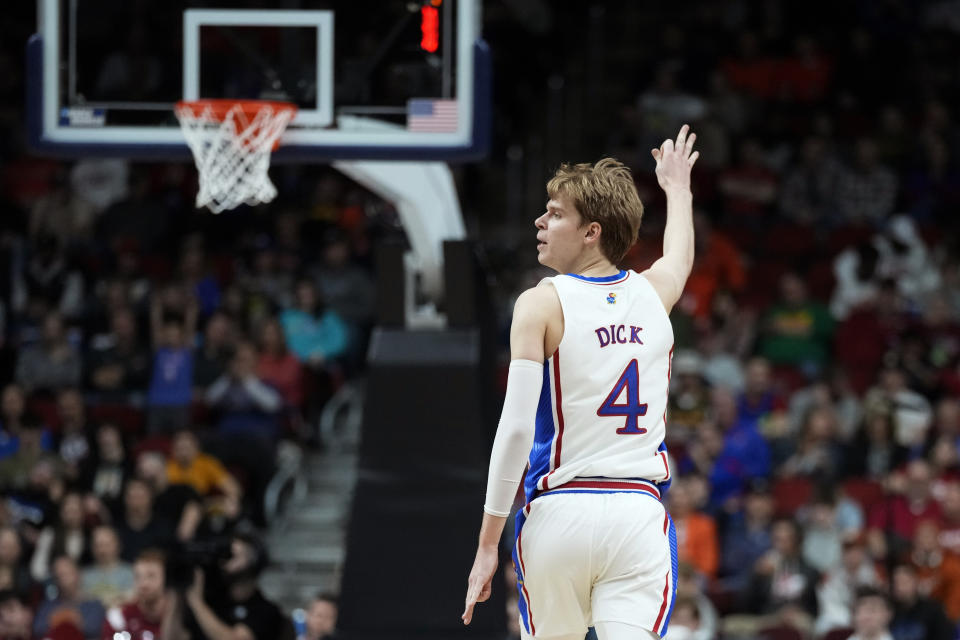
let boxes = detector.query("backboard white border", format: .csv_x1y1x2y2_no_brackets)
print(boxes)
182,9,334,128
33,0,486,157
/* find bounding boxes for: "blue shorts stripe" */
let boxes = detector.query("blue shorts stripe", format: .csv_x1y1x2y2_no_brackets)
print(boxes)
513,508,533,634
659,514,680,637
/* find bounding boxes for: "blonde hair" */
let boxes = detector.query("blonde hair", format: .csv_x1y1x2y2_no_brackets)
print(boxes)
546,158,644,264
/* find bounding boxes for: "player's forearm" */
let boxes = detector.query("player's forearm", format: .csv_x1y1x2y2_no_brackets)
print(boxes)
477,512,508,549
483,360,541,517
661,186,694,278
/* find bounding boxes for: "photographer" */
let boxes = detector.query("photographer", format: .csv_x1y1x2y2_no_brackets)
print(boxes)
174,533,293,640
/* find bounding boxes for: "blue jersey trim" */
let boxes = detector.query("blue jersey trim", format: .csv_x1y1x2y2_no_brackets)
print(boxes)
524,361,554,503
657,441,672,501
564,270,627,283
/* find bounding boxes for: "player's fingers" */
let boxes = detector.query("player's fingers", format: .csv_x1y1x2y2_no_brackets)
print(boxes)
465,580,480,606
685,132,697,156
662,138,674,154
462,585,479,623
675,124,689,148
651,148,661,161
478,581,492,602
689,150,700,167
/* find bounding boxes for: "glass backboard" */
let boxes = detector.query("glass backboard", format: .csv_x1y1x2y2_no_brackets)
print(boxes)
27,0,489,161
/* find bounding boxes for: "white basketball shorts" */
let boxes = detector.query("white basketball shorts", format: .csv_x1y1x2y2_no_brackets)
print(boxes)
512,480,678,638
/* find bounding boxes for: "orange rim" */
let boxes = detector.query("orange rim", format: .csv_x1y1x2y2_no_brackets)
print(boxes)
175,99,297,151
175,99,297,122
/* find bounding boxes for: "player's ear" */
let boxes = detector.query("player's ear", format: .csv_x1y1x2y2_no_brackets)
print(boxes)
584,221,601,242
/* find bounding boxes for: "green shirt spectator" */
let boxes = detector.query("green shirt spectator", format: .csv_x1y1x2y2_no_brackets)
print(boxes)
759,272,834,372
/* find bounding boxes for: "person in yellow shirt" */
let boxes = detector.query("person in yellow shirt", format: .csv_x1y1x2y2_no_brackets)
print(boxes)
166,430,241,519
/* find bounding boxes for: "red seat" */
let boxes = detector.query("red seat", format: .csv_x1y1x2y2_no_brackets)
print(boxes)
748,260,790,292
771,476,813,517
705,582,738,616
190,401,211,427
740,260,789,310
26,397,61,432
766,224,818,258
772,365,807,394
807,260,836,301
89,404,145,436
759,625,803,640
140,254,172,280
827,225,873,256
834,309,891,394
212,253,236,286
130,435,172,461
822,627,854,640
725,227,761,253
842,478,885,513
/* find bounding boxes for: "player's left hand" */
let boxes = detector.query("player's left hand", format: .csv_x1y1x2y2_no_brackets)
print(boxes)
651,124,699,192
462,544,498,625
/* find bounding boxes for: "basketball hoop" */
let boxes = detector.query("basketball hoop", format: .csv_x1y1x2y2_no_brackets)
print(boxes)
175,99,297,214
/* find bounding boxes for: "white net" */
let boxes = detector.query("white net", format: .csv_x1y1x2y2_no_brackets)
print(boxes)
175,101,296,214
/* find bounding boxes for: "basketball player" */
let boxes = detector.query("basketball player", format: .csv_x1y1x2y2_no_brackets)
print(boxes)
462,125,699,639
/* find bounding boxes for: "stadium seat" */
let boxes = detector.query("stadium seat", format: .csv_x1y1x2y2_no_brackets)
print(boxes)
771,476,813,517
212,252,236,285
26,396,61,432
705,582,738,616
725,227,760,254
834,309,890,394
807,260,836,301
741,260,790,309
822,627,854,640
827,225,873,256
765,224,818,258
140,254,173,281
758,625,803,640
130,435,172,460
842,478,885,513
189,401,210,427
89,404,145,435
772,365,807,394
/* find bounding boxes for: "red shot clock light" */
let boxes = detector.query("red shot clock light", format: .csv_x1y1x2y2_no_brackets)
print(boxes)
420,5,439,53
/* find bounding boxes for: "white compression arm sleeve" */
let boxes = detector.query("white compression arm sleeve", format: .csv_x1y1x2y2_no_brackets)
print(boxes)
483,359,543,517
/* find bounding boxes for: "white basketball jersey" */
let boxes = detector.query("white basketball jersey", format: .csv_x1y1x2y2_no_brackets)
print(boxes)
523,269,674,501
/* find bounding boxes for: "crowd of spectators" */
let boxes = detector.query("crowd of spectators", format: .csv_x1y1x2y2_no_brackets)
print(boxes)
0,129,373,637
0,181,365,640
0,183,367,638
0,9,378,637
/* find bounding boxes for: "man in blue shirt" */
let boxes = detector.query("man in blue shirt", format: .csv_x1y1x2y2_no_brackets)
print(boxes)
33,555,105,639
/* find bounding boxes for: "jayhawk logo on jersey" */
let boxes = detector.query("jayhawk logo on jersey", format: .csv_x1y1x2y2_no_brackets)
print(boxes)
606,293,616,304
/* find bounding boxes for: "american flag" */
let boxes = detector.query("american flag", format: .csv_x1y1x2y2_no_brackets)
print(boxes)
407,99,458,133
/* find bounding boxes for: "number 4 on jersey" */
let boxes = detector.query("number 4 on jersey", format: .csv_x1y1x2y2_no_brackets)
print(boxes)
597,359,648,434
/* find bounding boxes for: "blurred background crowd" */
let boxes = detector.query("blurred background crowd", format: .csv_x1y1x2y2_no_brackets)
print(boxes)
0,0,959,639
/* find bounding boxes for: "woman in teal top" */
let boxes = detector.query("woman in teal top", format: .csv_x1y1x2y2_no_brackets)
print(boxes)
279,278,349,367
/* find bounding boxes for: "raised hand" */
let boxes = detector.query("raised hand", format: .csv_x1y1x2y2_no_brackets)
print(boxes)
651,124,699,192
